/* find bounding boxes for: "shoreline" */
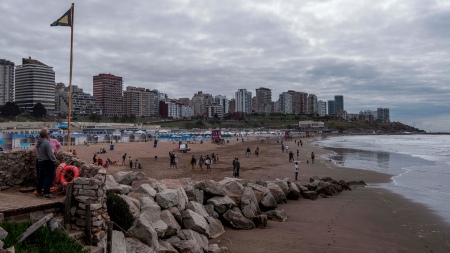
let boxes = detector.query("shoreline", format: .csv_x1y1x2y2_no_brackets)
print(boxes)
73,136,450,252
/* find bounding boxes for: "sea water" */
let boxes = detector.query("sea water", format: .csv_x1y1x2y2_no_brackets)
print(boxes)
315,134,450,224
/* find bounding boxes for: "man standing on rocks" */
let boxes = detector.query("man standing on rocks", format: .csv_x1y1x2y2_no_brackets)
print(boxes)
35,128,57,198
294,162,299,181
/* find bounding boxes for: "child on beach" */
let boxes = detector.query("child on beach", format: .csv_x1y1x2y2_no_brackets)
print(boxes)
294,162,299,180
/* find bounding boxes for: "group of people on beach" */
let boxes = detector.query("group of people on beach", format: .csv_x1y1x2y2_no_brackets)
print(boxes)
189,153,218,171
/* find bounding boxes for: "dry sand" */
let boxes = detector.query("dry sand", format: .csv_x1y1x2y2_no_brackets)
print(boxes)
74,137,450,253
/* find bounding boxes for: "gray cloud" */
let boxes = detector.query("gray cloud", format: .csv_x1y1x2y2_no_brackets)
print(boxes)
1,0,450,131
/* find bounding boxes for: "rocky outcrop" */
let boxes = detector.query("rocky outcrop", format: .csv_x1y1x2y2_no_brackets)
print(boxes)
223,208,255,230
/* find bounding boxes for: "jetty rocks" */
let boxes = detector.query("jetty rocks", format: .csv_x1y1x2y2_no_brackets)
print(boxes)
103,172,357,253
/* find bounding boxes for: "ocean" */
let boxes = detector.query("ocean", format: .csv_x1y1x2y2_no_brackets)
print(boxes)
315,134,450,224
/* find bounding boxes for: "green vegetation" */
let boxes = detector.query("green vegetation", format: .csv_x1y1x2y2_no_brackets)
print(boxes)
106,192,135,231
0,221,87,253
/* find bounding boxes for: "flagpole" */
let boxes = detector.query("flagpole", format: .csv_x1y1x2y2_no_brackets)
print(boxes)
67,3,74,152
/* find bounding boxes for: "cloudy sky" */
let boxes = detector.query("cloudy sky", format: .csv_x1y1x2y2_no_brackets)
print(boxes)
1,0,450,132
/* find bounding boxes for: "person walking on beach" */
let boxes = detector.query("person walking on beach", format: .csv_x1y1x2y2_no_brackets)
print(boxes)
300,140,303,147
122,153,127,165
246,147,251,157
190,155,197,170
297,149,299,158
205,155,212,171
134,159,138,169
35,128,57,198
233,157,240,178
294,162,299,181
289,151,294,162
199,155,205,171
281,144,285,153
311,152,315,164
129,157,133,169
174,154,179,169
255,147,259,157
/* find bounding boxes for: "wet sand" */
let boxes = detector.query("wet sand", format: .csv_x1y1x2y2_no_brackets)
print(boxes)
74,137,450,253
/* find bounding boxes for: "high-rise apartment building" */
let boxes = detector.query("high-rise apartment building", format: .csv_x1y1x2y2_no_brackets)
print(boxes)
307,94,318,115
123,86,146,117
55,83,102,116
147,89,160,117
192,91,213,116
214,95,229,114
377,108,390,122
279,92,292,114
0,59,15,105
318,100,327,116
287,90,308,114
255,87,272,114
334,95,344,113
235,89,252,114
15,58,55,112
327,100,336,115
229,99,236,113
93,73,123,116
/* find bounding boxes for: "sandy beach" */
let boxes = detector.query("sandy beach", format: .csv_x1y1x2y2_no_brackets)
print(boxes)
73,137,450,252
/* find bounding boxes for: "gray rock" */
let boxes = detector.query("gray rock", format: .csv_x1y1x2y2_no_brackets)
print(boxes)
172,240,204,253
157,239,178,253
119,184,132,194
132,178,168,192
267,182,287,204
240,187,260,219
140,197,161,222
222,208,255,230
105,175,122,193
207,244,233,253
135,183,157,198
182,209,210,237
119,194,141,218
125,237,156,253
153,220,168,238
112,230,127,253
0,226,8,240
164,235,181,245
302,190,318,200
220,180,244,206
205,216,225,239
155,188,188,212
160,210,181,238
195,180,226,197
168,206,182,225
263,209,288,222
252,214,268,229
286,182,301,200
204,204,219,219
113,171,145,185
177,229,209,252
206,195,235,215
128,213,160,250
193,188,204,204
186,201,209,218
273,179,290,195
259,192,278,211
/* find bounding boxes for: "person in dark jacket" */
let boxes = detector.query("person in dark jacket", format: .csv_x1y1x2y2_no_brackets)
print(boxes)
232,157,240,177
35,128,57,198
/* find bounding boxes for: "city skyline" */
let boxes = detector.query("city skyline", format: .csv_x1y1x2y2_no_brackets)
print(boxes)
1,1,450,131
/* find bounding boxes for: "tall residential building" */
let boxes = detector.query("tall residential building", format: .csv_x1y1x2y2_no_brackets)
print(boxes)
279,92,293,114
123,86,146,117
307,94,318,115
178,98,191,106
229,98,236,113
55,83,102,116
255,87,272,114
327,100,336,115
235,89,252,114
334,95,344,113
214,95,230,114
287,90,308,114
206,104,224,118
147,89,160,117
377,108,390,122
0,59,15,105
192,91,213,116
15,57,55,112
318,100,327,116
93,73,123,116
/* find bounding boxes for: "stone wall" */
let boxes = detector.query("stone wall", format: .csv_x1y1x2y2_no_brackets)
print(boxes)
0,151,36,190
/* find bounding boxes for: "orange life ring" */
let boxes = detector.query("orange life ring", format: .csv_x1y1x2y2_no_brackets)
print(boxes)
54,163,66,184
59,165,80,187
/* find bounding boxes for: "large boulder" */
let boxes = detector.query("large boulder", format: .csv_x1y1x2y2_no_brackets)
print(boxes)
205,216,225,239
259,192,278,211
162,178,198,200
182,209,210,237
160,209,181,238
171,240,204,253
267,183,287,204
113,171,145,185
252,214,268,229
263,209,288,222
240,187,260,219
302,191,318,200
132,178,168,192
195,180,226,198
139,197,161,222
204,204,219,219
208,244,232,253
119,184,133,194
222,208,255,230
186,201,209,218
157,239,178,253
247,182,270,202
219,180,244,206
119,194,141,218
111,230,126,253
134,183,157,198
153,220,168,238
128,213,160,250
125,238,156,253
206,195,235,215
105,175,122,193
177,229,209,252
155,188,188,211
273,179,290,195
168,206,182,225
286,182,301,200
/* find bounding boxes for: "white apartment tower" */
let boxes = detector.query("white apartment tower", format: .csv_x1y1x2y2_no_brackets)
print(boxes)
279,92,293,114
0,59,15,105
15,58,55,112
235,89,252,114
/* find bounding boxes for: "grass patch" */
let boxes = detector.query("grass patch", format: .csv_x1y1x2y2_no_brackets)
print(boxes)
0,221,88,253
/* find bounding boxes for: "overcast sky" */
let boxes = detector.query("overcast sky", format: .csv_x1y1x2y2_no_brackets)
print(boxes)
1,0,450,132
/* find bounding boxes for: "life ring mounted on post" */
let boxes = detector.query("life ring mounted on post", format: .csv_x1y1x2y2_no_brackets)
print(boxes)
59,165,80,187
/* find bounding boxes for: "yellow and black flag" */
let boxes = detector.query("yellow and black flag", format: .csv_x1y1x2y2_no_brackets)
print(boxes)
50,8,72,27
